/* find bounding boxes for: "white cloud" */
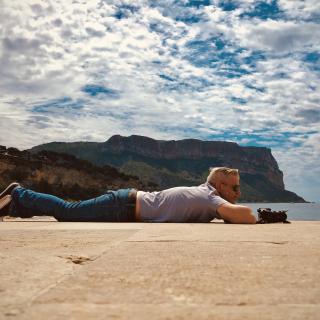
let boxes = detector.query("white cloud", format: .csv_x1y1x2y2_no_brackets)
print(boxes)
273,131,320,202
278,0,320,20
0,0,319,200
234,19,320,52
200,7,320,53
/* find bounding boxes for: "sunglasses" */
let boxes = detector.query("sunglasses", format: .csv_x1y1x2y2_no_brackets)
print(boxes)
223,183,241,192
231,184,241,192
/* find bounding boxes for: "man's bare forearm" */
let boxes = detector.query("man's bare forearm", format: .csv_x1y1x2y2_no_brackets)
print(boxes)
218,203,257,224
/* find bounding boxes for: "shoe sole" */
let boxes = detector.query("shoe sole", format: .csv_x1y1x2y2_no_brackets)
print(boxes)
0,195,12,221
0,194,12,209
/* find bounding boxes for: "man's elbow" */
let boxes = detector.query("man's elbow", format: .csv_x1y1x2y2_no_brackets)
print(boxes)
239,207,256,224
219,204,257,224
226,208,257,224
239,206,256,224
247,214,257,224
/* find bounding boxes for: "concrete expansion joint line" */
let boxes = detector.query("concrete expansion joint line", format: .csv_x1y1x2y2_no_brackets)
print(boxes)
57,230,143,266
126,240,289,244
62,236,138,265
214,302,319,307
27,271,74,309
80,238,129,262
25,236,138,310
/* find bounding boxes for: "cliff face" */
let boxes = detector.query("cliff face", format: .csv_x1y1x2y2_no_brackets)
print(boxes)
29,135,305,202
104,135,284,189
0,146,151,200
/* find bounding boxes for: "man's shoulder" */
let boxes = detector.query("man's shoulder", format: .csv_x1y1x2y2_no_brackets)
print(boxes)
199,182,220,195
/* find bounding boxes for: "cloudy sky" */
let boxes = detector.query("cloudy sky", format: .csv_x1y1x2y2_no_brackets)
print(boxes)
0,0,319,201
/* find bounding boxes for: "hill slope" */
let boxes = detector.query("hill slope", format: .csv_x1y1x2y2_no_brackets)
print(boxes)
30,135,305,202
0,145,152,200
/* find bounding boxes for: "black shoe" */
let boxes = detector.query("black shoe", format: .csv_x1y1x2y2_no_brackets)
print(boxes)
0,182,21,219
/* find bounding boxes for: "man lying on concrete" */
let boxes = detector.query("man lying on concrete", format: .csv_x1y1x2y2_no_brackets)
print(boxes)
0,167,256,224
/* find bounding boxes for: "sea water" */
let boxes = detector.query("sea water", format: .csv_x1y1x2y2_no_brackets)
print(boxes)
242,202,320,221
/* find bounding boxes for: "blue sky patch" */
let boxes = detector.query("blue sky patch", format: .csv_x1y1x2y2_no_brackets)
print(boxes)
231,97,247,105
113,4,139,20
81,85,119,98
175,14,202,24
184,37,251,77
303,52,320,71
204,129,306,149
31,97,83,114
240,0,283,20
143,125,305,150
245,83,265,93
186,0,211,9
159,74,175,82
304,52,320,63
218,0,238,12
242,51,266,68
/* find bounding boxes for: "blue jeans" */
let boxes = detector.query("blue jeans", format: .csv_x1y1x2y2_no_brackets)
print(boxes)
10,187,137,222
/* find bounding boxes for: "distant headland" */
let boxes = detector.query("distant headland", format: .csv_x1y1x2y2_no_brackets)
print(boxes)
26,135,306,203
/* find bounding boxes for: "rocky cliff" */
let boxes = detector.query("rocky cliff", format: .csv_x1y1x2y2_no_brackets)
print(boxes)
104,135,284,189
30,135,305,202
0,146,152,200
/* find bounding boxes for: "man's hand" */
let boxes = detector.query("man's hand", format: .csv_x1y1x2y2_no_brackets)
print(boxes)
217,203,257,224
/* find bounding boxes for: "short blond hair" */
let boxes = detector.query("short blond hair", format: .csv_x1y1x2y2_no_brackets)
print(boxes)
207,167,239,186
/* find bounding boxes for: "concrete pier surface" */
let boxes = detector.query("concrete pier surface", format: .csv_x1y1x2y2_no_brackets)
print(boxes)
0,220,319,320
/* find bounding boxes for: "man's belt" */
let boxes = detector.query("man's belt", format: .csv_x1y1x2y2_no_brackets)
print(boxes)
128,189,137,203
127,189,138,221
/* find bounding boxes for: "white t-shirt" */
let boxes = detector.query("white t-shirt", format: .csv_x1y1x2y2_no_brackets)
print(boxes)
137,183,228,222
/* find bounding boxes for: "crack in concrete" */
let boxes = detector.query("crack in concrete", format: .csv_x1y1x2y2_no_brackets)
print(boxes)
13,230,142,317
126,240,288,244
57,255,94,265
